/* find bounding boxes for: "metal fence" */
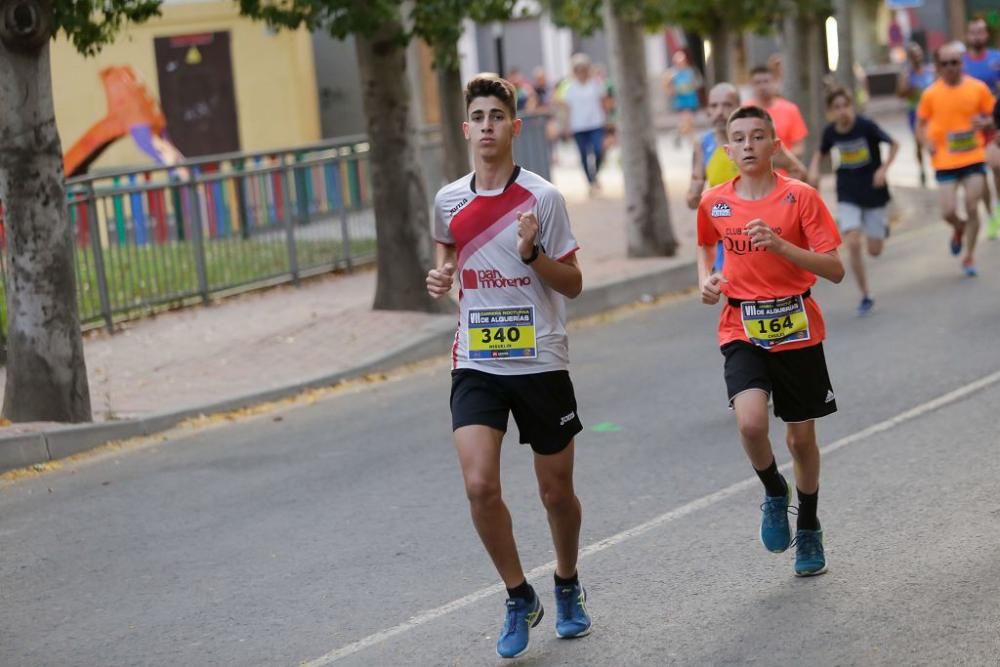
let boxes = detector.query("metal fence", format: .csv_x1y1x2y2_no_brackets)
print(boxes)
1,114,552,332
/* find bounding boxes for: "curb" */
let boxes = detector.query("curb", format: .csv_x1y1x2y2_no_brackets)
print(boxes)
0,259,697,474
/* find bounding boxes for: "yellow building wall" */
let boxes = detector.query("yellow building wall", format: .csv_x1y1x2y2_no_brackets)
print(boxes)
50,1,321,170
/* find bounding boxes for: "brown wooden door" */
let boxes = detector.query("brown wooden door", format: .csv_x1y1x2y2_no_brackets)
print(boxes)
154,31,241,157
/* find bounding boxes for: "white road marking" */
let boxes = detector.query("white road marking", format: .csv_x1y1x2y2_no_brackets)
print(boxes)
300,368,1000,666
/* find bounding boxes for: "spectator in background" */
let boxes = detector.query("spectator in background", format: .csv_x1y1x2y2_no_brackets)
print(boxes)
664,49,702,146
558,53,609,195
897,42,936,186
505,68,538,113
962,16,1000,238
593,63,617,150
748,65,809,160
531,66,551,110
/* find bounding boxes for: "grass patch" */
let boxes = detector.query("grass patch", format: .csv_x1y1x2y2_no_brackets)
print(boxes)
0,237,376,329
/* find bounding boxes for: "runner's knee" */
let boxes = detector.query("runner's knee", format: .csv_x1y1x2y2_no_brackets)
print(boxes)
465,476,502,507
736,415,769,445
538,480,576,512
785,430,817,458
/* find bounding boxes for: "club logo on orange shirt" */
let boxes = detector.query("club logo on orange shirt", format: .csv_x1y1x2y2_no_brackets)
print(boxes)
711,202,732,218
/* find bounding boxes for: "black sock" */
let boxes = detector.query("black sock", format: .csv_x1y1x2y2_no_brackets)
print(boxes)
506,580,534,601
753,458,787,498
797,488,820,531
554,571,579,588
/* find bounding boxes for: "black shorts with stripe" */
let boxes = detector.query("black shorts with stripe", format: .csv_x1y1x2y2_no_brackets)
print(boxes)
450,369,583,455
722,340,837,423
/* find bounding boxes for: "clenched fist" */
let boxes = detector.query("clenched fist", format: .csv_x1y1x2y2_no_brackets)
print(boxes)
701,273,728,305
426,262,456,298
516,211,539,260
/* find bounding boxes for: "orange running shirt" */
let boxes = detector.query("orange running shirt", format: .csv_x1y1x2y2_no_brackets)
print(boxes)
916,76,996,171
697,175,841,351
757,97,809,150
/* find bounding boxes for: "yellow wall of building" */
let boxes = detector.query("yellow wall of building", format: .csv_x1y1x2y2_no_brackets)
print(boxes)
50,1,321,171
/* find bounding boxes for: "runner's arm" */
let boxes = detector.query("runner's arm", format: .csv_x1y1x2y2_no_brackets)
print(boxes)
775,146,808,180
745,219,844,283
532,251,582,299
687,143,706,209
805,151,823,188
426,243,457,298
697,244,724,305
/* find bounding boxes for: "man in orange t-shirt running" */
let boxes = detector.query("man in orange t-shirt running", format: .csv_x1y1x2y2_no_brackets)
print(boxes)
916,42,996,276
697,106,845,577
748,65,809,159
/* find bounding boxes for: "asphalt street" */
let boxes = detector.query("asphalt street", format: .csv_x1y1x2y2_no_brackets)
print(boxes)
3,183,1000,666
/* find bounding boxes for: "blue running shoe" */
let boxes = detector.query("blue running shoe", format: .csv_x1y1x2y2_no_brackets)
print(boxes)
794,528,828,576
950,225,963,256
857,296,874,316
496,593,544,659
962,258,977,277
555,583,592,639
760,478,792,553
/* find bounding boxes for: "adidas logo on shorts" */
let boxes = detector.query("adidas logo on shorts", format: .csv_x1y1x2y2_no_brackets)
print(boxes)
711,202,732,218
825,390,836,403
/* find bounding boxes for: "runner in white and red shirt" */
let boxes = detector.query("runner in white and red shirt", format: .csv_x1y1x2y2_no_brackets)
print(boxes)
426,74,591,660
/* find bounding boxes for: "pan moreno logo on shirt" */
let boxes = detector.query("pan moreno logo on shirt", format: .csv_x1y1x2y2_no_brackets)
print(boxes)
462,268,533,290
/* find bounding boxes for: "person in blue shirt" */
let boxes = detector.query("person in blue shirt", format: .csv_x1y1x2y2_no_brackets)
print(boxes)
963,17,1000,237
897,42,935,187
808,87,898,316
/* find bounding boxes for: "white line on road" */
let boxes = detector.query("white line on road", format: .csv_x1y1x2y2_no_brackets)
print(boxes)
300,367,1000,666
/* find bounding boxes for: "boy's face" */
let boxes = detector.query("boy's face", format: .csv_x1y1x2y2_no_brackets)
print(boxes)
829,95,855,126
707,90,739,131
463,96,521,159
725,117,779,175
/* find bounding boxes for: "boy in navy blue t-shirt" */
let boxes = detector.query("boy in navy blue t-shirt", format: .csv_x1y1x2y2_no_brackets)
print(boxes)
808,87,898,315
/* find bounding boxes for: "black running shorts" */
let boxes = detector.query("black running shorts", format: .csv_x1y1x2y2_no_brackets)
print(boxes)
721,340,838,423
450,369,583,455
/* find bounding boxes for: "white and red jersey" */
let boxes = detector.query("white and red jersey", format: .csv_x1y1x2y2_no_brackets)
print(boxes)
434,166,579,375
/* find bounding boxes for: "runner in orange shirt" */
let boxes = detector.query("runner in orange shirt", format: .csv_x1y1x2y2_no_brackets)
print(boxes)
697,106,845,577
748,65,809,159
916,42,996,276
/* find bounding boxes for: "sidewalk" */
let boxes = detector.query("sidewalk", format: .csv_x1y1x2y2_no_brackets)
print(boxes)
0,102,936,471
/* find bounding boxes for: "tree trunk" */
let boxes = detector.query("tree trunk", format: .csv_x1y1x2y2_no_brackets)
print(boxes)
833,0,854,89
603,0,677,258
0,34,91,422
436,46,470,183
354,10,450,313
708,22,732,86
783,11,827,159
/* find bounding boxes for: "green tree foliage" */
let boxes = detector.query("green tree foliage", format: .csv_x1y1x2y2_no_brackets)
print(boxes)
54,0,162,55
411,0,518,69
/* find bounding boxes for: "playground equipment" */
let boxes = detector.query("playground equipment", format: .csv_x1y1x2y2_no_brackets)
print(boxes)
63,66,185,178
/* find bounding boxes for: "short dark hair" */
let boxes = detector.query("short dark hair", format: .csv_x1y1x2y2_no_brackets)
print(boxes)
750,65,772,78
825,86,852,108
465,75,518,117
727,105,776,138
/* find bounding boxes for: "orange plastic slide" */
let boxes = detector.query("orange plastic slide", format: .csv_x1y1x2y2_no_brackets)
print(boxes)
63,66,181,177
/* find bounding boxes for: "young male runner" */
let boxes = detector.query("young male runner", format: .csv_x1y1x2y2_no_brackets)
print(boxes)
808,87,898,315
689,82,807,272
697,106,845,577
917,42,996,276
962,17,1000,237
426,75,591,659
